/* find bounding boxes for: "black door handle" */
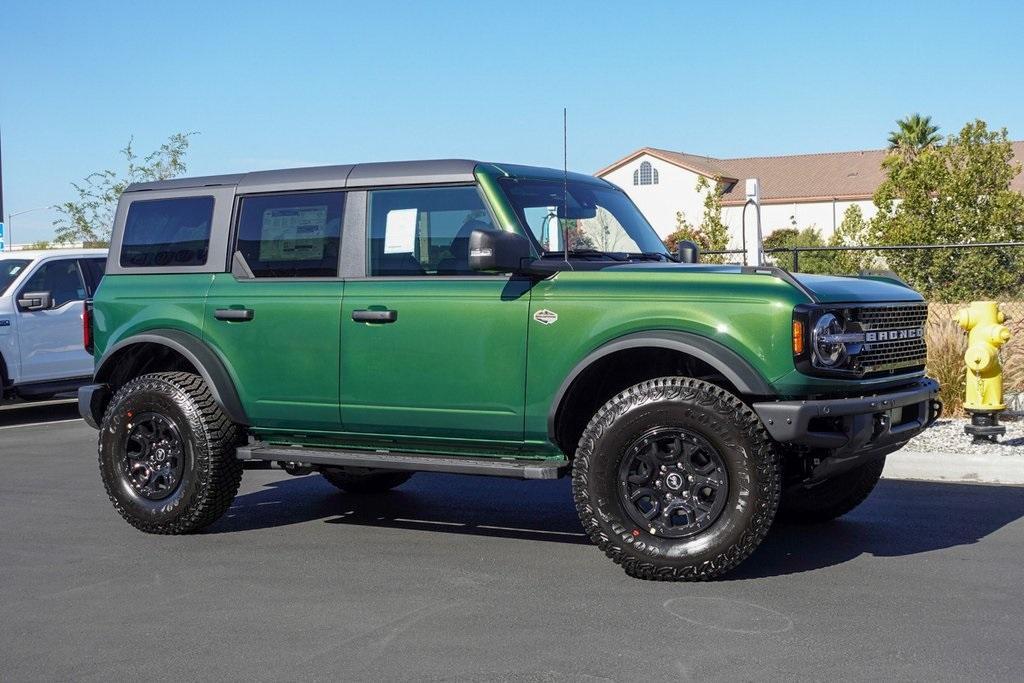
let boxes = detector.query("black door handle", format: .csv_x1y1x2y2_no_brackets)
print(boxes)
352,309,397,323
214,308,254,322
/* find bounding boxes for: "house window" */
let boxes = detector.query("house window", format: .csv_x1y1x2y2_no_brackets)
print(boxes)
634,161,658,186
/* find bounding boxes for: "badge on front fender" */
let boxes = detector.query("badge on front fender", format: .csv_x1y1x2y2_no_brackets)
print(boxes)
533,309,558,325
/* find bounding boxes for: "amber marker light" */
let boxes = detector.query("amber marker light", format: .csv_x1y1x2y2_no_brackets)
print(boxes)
792,320,805,356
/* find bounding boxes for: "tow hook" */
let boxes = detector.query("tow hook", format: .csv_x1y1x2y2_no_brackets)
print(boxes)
873,411,890,438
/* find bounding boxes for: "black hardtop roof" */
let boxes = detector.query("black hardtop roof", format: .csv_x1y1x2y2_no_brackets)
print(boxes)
124,159,609,193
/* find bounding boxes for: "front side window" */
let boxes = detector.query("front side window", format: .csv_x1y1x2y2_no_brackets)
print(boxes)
0,259,32,296
120,196,214,268
498,178,667,256
21,259,86,308
235,192,344,278
367,186,494,276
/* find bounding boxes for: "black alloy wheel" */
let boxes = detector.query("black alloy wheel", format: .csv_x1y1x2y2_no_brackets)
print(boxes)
121,412,186,501
618,427,729,539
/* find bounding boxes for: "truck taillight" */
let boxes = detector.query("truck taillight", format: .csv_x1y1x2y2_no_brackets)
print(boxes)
83,300,94,355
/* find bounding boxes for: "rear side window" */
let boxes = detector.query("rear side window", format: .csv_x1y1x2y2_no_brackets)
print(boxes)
79,258,106,295
120,196,214,268
235,192,344,277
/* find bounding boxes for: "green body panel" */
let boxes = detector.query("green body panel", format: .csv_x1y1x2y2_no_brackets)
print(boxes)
91,274,213,361
203,274,344,431
522,269,806,443
339,277,531,444
793,273,924,304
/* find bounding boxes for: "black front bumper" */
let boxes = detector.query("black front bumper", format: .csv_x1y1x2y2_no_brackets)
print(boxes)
752,378,942,458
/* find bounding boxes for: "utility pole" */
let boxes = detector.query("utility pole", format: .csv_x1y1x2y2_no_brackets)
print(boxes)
0,129,6,252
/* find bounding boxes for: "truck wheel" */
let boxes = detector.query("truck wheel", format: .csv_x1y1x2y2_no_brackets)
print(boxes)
779,456,886,524
572,377,780,581
97,372,243,534
321,467,413,494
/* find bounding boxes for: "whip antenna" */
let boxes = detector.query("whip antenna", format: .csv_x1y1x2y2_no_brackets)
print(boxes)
563,107,569,266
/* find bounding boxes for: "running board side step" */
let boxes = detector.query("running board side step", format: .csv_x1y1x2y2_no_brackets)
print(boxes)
237,443,569,480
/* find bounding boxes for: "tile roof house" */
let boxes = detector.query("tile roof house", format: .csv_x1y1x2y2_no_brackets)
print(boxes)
596,143,1024,247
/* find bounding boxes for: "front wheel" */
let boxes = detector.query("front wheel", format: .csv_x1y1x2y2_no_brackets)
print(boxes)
98,372,243,534
572,377,781,581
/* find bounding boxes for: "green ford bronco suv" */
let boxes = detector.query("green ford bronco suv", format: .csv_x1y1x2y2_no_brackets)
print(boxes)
79,159,940,580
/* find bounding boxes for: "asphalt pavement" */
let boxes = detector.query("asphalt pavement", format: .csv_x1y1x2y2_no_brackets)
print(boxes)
2,400,1024,681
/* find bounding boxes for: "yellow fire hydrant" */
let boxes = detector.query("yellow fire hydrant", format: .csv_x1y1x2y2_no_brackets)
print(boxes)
956,301,1012,442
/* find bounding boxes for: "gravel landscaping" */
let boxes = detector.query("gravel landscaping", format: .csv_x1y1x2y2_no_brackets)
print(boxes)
905,415,1024,456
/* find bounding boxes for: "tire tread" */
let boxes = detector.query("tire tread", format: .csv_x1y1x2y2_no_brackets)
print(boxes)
571,377,781,581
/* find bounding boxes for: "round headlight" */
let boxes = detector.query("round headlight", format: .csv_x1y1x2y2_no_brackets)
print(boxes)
812,313,848,367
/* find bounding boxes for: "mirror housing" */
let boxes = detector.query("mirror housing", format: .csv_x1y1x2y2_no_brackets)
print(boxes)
468,229,533,273
676,240,700,264
18,291,54,311
557,204,597,220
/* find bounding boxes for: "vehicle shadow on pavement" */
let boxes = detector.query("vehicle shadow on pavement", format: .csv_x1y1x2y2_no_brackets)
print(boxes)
729,479,1024,580
211,472,592,544
211,474,1024,575
0,399,79,428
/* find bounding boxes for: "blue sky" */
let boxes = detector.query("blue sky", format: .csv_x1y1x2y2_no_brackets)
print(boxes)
3,0,1024,243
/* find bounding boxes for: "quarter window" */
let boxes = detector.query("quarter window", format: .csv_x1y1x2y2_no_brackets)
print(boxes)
21,259,86,308
120,196,214,268
367,186,494,276
235,192,344,278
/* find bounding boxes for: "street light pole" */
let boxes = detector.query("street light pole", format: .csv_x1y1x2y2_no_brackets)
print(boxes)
5,206,53,251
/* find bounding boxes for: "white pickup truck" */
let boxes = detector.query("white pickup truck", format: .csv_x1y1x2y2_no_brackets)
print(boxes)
0,249,107,403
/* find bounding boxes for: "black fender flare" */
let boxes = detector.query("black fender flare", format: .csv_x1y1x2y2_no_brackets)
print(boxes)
94,329,249,425
547,330,775,442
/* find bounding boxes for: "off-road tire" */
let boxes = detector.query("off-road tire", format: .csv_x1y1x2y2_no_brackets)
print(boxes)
321,467,413,494
98,372,243,534
572,377,781,581
779,456,886,524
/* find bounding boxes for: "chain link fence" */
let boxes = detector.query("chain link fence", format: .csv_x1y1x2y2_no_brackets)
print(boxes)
703,242,1024,415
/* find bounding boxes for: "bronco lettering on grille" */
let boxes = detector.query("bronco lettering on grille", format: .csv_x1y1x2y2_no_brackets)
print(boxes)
865,328,923,343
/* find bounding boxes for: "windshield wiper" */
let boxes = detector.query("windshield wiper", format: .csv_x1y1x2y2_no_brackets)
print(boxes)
542,249,629,261
625,252,672,262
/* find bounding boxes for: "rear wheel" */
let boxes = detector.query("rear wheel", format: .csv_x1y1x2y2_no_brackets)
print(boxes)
321,467,413,494
98,372,243,534
779,456,886,523
572,377,781,581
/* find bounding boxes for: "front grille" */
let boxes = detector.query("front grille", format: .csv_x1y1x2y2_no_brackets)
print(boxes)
849,303,928,375
854,304,929,331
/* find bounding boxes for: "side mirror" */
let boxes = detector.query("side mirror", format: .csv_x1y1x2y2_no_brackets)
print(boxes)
18,291,54,311
468,229,533,273
676,240,700,264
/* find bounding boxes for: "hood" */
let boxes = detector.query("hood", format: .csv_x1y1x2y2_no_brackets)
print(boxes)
603,262,922,304
793,273,923,304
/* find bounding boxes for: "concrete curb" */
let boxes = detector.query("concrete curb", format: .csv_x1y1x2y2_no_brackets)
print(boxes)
883,450,1024,485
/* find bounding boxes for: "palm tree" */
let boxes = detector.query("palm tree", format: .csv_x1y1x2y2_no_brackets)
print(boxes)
887,114,942,158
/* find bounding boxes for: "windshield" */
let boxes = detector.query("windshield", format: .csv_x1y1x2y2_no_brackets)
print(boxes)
0,259,32,296
498,178,668,257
